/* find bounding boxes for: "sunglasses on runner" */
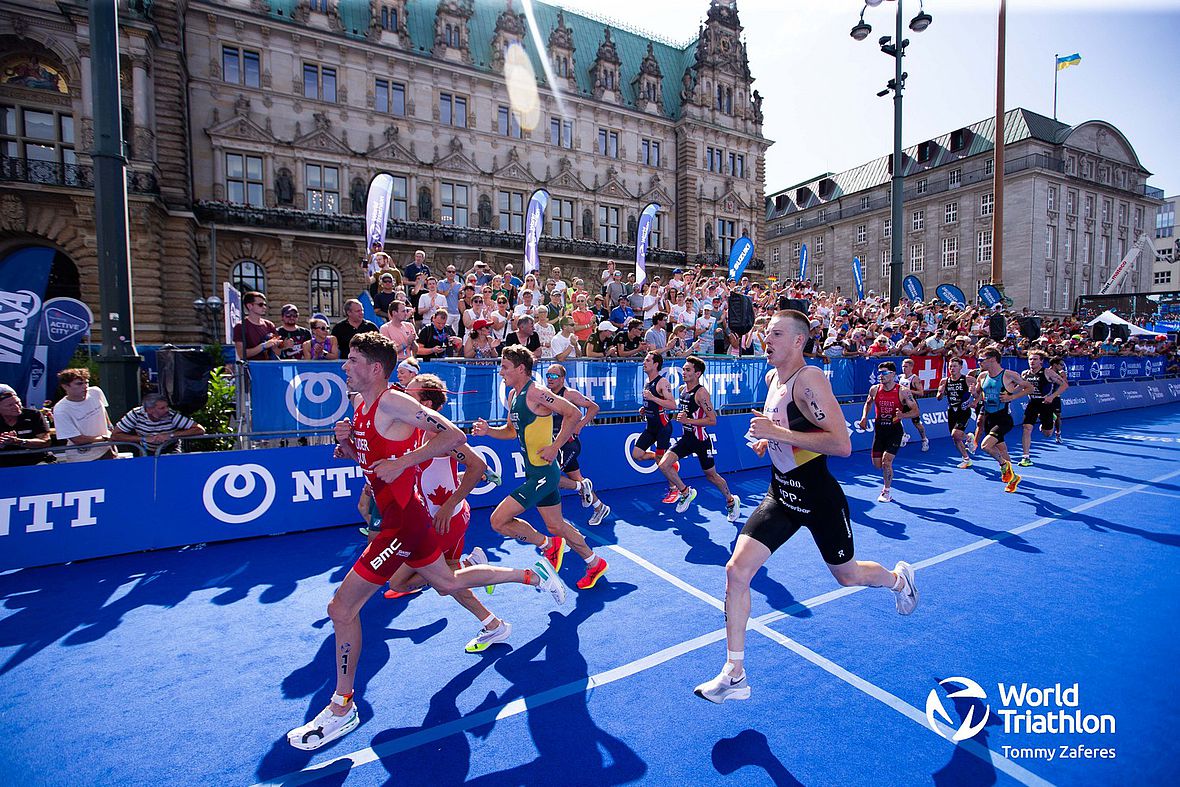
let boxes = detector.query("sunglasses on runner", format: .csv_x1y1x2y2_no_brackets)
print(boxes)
545,373,562,380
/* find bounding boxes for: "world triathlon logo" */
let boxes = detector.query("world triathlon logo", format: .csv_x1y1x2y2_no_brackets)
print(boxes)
286,372,351,427
203,464,276,523
926,677,991,742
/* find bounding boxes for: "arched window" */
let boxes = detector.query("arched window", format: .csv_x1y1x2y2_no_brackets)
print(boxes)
0,53,76,185
231,259,266,294
309,264,342,319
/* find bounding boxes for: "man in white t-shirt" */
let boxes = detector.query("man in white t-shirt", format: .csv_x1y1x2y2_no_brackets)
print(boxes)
550,320,579,360
600,260,617,288
52,368,115,461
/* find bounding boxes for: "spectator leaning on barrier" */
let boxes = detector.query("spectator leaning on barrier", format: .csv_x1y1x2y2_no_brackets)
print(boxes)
52,368,116,461
585,320,619,358
615,318,647,358
464,317,500,359
504,313,542,354
0,384,52,467
276,304,312,359
110,393,205,454
645,311,669,350
550,318,579,360
233,290,280,361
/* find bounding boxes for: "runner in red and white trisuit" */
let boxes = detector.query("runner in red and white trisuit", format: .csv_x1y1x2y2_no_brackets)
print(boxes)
286,333,566,753
380,373,516,655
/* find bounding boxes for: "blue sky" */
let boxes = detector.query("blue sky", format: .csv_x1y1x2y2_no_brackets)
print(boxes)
554,0,1180,198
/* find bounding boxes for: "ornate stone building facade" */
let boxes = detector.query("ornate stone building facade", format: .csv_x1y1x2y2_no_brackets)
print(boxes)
0,0,770,343
765,108,1161,315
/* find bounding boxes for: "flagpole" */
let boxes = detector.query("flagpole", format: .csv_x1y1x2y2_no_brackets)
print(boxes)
1053,53,1058,120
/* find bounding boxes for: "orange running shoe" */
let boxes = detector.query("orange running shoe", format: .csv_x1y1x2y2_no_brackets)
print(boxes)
576,557,609,590
1000,462,1014,483
1004,474,1022,494
384,586,424,600
661,488,680,504
542,536,566,573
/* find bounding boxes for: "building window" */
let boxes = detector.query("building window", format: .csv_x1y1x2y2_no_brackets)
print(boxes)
916,178,927,195
883,218,891,239
949,168,962,188
1099,234,1108,265
1081,232,1092,265
374,79,406,115
0,104,78,183
1067,189,1077,215
818,209,827,223
1043,277,1052,309
550,117,573,148
1102,199,1111,222
380,6,399,32
1047,186,1056,212
497,105,522,139
309,0,328,11
856,224,867,244
222,46,261,88
598,204,620,243
716,83,732,114
726,152,745,177
717,219,736,259
303,63,336,102
498,190,525,232
980,193,994,216
792,241,801,261
984,158,994,176
977,229,993,264
912,209,924,232
309,265,342,319
706,146,721,173
439,93,468,127
225,152,264,207
389,175,408,220
550,198,574,238
880,249,892,278
1045,226,1056,259
1064,229,1075,261
1155,270,1173,285
860,195,870,210
941,236,958,268
772,247,781,264
1085,194,1094,219
441,182,469,226
945,202,958,224
597,128,619,158
814,234,824,254
305,163,340,213
1134,206,1144,230
814,263,824,287
642,138,661,167
910,242,925,273
231,259,266,293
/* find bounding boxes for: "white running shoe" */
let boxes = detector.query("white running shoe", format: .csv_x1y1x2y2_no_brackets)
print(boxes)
901,432,911,447
877,489,892,503
465,620,512,653
966,434,978,454
578,478,595,508
921,437,930,452
726,495,742,523
675,486,698,514
588,502,610,526
1055,433,1062,445
892,561,918,615
287,702,360,751
694,665,751,704
462,547,488,568
532,560,567,605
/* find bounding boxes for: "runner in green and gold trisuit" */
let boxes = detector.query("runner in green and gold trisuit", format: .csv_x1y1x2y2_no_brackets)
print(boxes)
473,345,610,590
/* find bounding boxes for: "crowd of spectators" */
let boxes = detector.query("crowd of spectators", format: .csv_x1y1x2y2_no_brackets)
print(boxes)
230,246,1177,367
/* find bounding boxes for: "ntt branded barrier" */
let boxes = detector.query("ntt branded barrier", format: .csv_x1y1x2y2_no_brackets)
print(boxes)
4,379,1178,570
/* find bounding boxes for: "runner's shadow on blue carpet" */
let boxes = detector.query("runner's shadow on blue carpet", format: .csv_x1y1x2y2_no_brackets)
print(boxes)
931,693,1004,787
846,496,911,542
891,501,1042,554
712,728,803,786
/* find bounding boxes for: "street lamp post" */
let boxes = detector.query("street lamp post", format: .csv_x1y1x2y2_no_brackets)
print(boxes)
851,0,932,309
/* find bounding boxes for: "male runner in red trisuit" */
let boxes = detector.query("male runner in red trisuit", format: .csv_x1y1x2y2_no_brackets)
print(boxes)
859,361,920,503
286,333,566,752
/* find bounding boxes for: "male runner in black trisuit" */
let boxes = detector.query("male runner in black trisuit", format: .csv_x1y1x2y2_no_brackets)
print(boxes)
544,364,611,527
633,351,679,503
1018,350,1069,465
693,310,918,704
936,356,976,468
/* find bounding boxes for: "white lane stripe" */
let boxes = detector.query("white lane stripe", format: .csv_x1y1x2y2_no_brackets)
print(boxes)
758,466,1180,628
1018,474,1180,500
252,627,729,787
262,468,1180,785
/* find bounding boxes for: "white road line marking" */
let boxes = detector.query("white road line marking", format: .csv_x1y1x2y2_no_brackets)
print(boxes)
1019,474,1180,500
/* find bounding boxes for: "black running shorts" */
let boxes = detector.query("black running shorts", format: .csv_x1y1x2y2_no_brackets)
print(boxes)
558,436,581,474
948,407,972,433
981,409,1014,442
1022,400,1054,430
671,432,716,471
871,422,904,459
741,466,854,565
635,417,672,453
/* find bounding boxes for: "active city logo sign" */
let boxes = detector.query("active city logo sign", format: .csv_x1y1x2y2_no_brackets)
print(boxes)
925,677,1117,762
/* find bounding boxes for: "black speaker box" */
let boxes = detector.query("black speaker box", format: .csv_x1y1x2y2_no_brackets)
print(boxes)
157,346,216,415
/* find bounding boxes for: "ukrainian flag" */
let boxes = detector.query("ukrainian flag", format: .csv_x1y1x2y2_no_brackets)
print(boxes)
1056,53,1081,71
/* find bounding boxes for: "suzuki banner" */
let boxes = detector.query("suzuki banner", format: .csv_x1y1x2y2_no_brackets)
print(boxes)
0,246,54,392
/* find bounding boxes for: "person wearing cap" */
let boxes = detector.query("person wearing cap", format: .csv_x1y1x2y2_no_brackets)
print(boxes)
605,269,626,307
584,321,619,358
276,304,312,359
463,318,500,359
372,272,400,320
0,384,52,467
466,260,493,286
667,268,686,293
695,302,718,352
